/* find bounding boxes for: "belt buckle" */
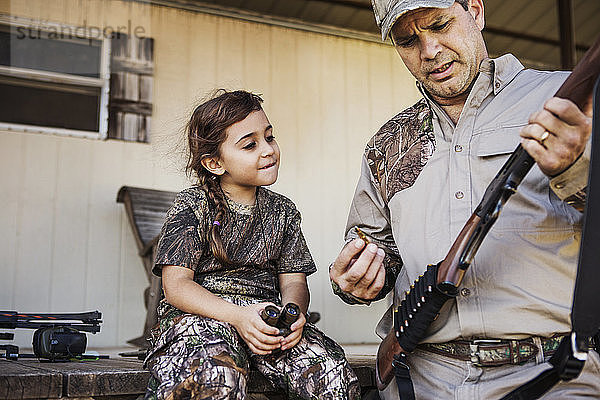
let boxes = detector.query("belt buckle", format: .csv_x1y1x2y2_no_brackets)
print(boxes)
470,339,503,366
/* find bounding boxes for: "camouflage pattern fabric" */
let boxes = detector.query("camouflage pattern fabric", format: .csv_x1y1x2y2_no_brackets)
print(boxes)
364,98,435,203
145,186,359,399
152,186,317,300
336,98,433,304
144,301,361,400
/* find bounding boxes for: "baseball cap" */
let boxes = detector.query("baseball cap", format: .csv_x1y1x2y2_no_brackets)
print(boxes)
371,0,455,41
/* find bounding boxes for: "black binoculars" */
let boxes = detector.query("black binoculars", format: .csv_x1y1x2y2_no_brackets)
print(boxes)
260,303,300,337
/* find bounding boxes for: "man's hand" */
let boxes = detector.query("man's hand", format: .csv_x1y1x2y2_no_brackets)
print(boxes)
520,97,592,176
230,303,283,355
330,238,386,301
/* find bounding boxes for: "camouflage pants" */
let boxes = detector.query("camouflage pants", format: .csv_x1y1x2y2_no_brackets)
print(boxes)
144,312,361,400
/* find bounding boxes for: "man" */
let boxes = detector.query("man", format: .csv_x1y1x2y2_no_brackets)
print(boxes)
329,0,599,398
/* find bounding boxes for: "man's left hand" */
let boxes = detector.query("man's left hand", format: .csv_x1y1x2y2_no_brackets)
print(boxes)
520,97,592,176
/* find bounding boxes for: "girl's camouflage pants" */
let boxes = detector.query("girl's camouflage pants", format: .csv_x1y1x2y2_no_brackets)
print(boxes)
144,313,361,400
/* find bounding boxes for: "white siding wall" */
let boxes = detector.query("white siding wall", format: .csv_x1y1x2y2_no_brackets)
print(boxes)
0,0,420,348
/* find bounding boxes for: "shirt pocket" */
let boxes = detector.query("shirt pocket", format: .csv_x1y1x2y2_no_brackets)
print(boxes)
472,124,524,157
470,125,525,186
471,125,581,231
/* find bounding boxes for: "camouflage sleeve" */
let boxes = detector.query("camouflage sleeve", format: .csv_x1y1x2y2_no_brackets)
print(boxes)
153,198,204,276
332,156,403,305
549,142,590,212
277,207,317,276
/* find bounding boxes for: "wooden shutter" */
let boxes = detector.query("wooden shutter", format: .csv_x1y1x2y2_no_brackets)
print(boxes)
108,34,153,142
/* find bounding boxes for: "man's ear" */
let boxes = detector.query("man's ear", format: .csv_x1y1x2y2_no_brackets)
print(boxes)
468,0,485,31
201,156,226,176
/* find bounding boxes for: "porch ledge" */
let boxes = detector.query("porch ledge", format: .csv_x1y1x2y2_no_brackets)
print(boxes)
0,354,376,399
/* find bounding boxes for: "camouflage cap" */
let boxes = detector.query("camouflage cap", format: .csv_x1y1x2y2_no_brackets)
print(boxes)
371,0,455,41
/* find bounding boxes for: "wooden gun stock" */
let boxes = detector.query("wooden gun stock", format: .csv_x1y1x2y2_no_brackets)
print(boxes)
376,35,600,391
376,327,402,389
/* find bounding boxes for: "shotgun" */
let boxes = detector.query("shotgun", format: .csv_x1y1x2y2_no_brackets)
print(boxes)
376,36,600,390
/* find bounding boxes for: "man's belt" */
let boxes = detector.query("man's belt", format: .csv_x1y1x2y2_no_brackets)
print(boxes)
418,336,568,367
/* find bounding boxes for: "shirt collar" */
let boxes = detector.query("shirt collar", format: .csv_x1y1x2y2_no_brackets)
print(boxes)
416,53,525,101
488,53,524,95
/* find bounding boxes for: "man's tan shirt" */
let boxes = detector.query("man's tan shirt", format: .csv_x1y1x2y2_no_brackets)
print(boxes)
345,54,588,343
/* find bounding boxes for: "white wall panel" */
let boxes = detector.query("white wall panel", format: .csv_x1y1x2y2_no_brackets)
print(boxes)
0,133,23,309
1,0,420,348
186,13,218,106
292,32,326,324
216,17,245,89
242,22,272,98
85,142,125,347
117,214,147,345
14,134,59,312
50,139,92,311
268,27,299,198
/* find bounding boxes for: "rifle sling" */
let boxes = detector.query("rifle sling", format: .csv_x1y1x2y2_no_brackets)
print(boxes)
572,77,600,338
393,353,415,400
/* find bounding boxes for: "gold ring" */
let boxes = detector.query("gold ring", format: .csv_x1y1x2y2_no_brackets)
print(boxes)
539,130,550,146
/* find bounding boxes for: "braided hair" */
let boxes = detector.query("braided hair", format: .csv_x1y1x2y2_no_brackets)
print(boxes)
185,89,264,266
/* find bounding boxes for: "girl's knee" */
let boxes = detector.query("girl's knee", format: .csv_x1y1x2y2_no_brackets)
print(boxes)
292,358,360,400
192,354,248,399
159,355,248,400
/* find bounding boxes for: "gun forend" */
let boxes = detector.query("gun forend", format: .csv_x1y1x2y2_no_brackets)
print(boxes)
375,264,456,389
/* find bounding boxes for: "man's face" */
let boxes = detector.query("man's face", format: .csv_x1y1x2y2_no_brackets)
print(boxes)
390,1,488,102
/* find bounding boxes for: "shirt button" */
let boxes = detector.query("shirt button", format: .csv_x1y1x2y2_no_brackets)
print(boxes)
454,145,463,152
460,288,471,297
455,191,464,199
495,82,501,88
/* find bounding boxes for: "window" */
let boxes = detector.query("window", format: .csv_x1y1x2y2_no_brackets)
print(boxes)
0,15,110,139
108,33,154,142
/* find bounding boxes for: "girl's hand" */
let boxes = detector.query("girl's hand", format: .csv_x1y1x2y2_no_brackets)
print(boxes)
230,303,283,355
280,312,306,351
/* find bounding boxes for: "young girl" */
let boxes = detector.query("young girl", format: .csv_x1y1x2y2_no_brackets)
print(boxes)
144,90,360,400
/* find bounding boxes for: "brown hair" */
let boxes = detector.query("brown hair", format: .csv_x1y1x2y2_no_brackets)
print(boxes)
186,89,264,266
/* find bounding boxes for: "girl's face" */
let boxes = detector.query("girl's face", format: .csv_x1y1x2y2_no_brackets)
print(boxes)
214,109,280,197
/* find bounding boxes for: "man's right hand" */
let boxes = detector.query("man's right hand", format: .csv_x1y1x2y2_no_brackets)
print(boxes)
330,238,386,301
